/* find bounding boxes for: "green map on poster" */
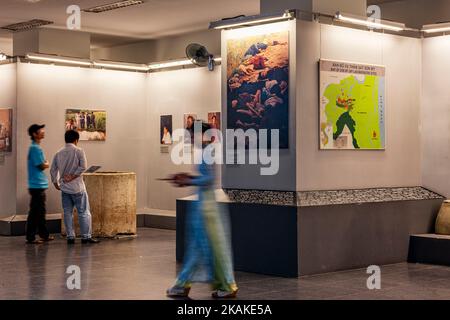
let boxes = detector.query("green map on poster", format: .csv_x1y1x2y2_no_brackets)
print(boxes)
320,60,386,150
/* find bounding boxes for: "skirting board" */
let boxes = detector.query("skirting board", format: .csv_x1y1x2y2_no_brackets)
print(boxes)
408,234,450,267
0,211,175,236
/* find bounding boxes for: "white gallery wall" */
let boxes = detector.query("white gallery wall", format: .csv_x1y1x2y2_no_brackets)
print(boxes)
147,67,221,210
13,62,220,214
296,21,423,191
16,63,149,214
421,35,450,198
0,63,17,218
3,19,449,217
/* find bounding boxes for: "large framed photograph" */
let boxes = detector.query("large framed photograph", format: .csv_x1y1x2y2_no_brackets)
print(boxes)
65,109,107,141
0,108,12,153
226,30,289,149
320,59,386,150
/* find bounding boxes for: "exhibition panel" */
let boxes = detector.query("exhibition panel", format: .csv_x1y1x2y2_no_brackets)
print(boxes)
1,0,450,304
0,63,17,218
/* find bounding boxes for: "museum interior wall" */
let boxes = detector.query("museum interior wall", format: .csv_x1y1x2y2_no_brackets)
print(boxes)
296,20,423,191
0,63,17,218
0,62,221,216
0,17,449,218
15,63,149,215
147,67,221,210
421,35,450,198
91,29,221,64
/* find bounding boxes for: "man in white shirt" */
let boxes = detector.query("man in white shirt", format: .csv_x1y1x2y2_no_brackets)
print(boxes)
50,130,99,245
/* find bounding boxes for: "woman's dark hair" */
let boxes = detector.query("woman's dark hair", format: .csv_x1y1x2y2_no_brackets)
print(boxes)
65,130,80,143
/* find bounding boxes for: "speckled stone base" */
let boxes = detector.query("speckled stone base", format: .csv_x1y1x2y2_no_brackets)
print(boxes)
225,190,296,206
224,187,444,207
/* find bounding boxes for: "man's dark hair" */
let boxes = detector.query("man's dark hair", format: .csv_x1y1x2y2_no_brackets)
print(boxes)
65,130,80,144
28,124,45,140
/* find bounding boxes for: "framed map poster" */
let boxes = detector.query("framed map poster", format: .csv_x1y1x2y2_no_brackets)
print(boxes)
320,59,386,150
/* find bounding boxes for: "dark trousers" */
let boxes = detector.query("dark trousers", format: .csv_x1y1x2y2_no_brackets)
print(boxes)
26,189,49,242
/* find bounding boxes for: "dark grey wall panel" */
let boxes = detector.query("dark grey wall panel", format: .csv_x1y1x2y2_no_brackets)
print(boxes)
298,199,443,275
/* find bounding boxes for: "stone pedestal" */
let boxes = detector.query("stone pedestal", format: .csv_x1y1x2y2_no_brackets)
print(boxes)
62,172,137,238
436,200,450,235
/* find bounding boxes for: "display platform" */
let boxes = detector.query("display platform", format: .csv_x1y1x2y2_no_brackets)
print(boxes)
176,187,444,277
408,234,450,267
0,211,173,237
0,214,62,236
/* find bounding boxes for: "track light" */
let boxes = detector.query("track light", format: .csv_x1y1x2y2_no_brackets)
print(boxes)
335,12,405,32
26,53,92,66
93,60,149,71
148,58,222,71
25,53,222,72
422,22,450,34
210,10,295,30
148,59,193,70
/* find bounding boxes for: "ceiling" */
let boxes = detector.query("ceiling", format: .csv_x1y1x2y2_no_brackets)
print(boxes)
0,0,260,47
368,0,403,3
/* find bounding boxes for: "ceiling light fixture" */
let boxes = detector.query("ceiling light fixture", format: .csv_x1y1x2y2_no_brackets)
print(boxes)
210,10,296,30
1,19,54,32
335,12,405,32
83,0,145,13
26,53,93,67
148,57,222,71
422,22,450,34
148,59,193,70
93,60,149,71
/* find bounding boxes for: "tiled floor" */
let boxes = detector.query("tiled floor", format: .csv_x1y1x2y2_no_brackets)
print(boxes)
1,228,450,300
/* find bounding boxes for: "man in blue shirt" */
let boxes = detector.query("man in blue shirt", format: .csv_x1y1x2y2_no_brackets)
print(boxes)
26,124,54,244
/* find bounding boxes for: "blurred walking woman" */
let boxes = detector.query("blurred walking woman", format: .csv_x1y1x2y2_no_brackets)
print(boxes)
166,122,238,299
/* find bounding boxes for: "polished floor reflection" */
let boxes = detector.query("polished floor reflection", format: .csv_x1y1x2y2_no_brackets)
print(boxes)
1,228,450,300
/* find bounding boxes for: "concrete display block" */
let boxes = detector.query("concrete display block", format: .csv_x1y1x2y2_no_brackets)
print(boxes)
436,200,450,235
177,187,444,277
62,172,137,238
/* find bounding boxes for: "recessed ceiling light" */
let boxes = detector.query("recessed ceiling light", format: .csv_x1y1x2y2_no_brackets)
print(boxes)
83,0,145,13
1,19,53,32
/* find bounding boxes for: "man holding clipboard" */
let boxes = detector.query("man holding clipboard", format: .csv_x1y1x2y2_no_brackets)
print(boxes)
50,130,100,245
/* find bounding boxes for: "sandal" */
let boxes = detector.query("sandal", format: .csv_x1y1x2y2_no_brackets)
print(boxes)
41,236,55,242
166,286,191,298
212,289,238,299
26,239,44,244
